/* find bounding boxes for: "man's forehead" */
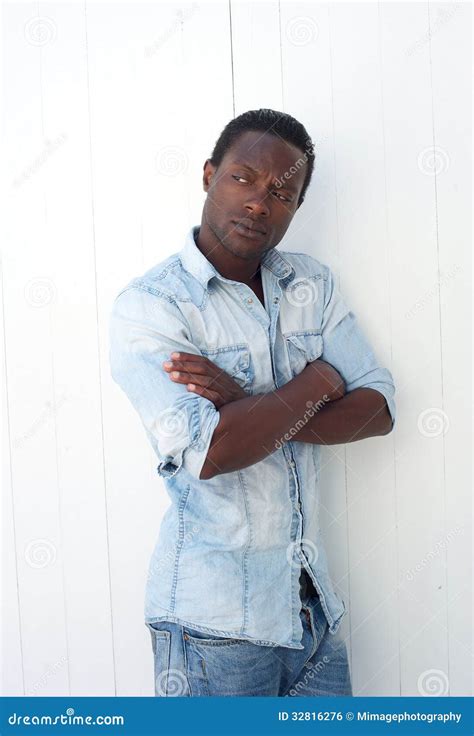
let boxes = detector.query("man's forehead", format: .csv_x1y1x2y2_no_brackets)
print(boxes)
224,132,307,184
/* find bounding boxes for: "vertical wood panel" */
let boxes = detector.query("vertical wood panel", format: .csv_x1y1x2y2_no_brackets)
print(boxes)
429,0,472,696
4,1,75,696
321,1,398,696
378,0,448,696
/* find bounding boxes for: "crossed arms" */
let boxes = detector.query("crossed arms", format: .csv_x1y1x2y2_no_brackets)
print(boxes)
162,351,393,480
109,270,396,483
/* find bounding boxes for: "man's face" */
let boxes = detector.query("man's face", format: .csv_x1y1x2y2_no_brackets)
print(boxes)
201,130,308,261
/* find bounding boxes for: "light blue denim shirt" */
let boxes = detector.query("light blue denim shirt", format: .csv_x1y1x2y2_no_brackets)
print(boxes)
109,226,396,650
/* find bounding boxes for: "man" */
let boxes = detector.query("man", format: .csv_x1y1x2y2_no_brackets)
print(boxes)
109,109,396,697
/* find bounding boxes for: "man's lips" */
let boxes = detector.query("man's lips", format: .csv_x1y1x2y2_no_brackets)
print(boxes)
231,219,267,239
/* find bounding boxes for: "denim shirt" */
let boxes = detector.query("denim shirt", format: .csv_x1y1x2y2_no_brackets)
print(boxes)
109,226,396,650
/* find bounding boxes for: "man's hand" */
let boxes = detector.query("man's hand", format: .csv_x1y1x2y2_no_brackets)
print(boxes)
162,351,247,408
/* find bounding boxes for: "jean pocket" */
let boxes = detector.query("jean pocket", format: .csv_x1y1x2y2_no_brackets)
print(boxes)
199,343,254,392
145,623,187,696
284,331,323,378
183,627,247,647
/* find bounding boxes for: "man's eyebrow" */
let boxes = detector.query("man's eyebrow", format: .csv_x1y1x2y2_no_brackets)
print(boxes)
233,161,298,194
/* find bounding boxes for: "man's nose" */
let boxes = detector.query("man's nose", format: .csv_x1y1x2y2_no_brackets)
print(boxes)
245,189,270,218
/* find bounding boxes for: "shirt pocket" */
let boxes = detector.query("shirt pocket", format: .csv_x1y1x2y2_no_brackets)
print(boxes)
283,331,323,378
199,343,254,392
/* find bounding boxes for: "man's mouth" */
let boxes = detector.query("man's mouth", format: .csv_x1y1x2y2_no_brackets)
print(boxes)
231,219,267,239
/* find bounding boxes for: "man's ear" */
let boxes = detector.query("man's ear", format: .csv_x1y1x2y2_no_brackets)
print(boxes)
202,159,216,193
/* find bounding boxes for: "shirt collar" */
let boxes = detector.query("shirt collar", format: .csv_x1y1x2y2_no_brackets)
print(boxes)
179,226,295,288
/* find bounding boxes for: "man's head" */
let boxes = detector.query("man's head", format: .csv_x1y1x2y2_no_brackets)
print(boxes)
201,109,315,261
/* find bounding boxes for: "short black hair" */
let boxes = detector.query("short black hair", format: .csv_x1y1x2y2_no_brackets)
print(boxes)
209,108,315,206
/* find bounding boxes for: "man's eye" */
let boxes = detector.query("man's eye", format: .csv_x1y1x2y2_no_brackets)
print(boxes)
232,175,249,183
272,190,291,202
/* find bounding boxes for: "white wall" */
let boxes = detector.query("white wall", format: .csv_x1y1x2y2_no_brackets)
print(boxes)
2,0,471,697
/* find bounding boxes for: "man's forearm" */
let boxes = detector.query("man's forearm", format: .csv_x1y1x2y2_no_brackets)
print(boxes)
291,387,393,445
199,363,342,480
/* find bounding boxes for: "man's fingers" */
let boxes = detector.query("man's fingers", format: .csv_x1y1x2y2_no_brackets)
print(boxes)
169,351,206,362
168,368,220,390
186,383,222,406
163,359,209,375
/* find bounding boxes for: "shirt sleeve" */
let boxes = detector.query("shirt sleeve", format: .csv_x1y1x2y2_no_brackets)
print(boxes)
108,285,221,480
320,265,396,430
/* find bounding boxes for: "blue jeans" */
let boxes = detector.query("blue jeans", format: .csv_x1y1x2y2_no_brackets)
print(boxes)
145,570,352,697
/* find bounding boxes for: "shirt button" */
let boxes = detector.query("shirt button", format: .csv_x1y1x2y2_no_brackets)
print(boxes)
273,297,279,303
247,297,253,304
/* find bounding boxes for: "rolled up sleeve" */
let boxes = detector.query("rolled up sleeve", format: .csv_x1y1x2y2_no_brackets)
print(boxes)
109,285,220,480
320,266,396,430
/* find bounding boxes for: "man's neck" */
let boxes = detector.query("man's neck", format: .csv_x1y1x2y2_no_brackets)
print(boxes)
195,222,262,285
